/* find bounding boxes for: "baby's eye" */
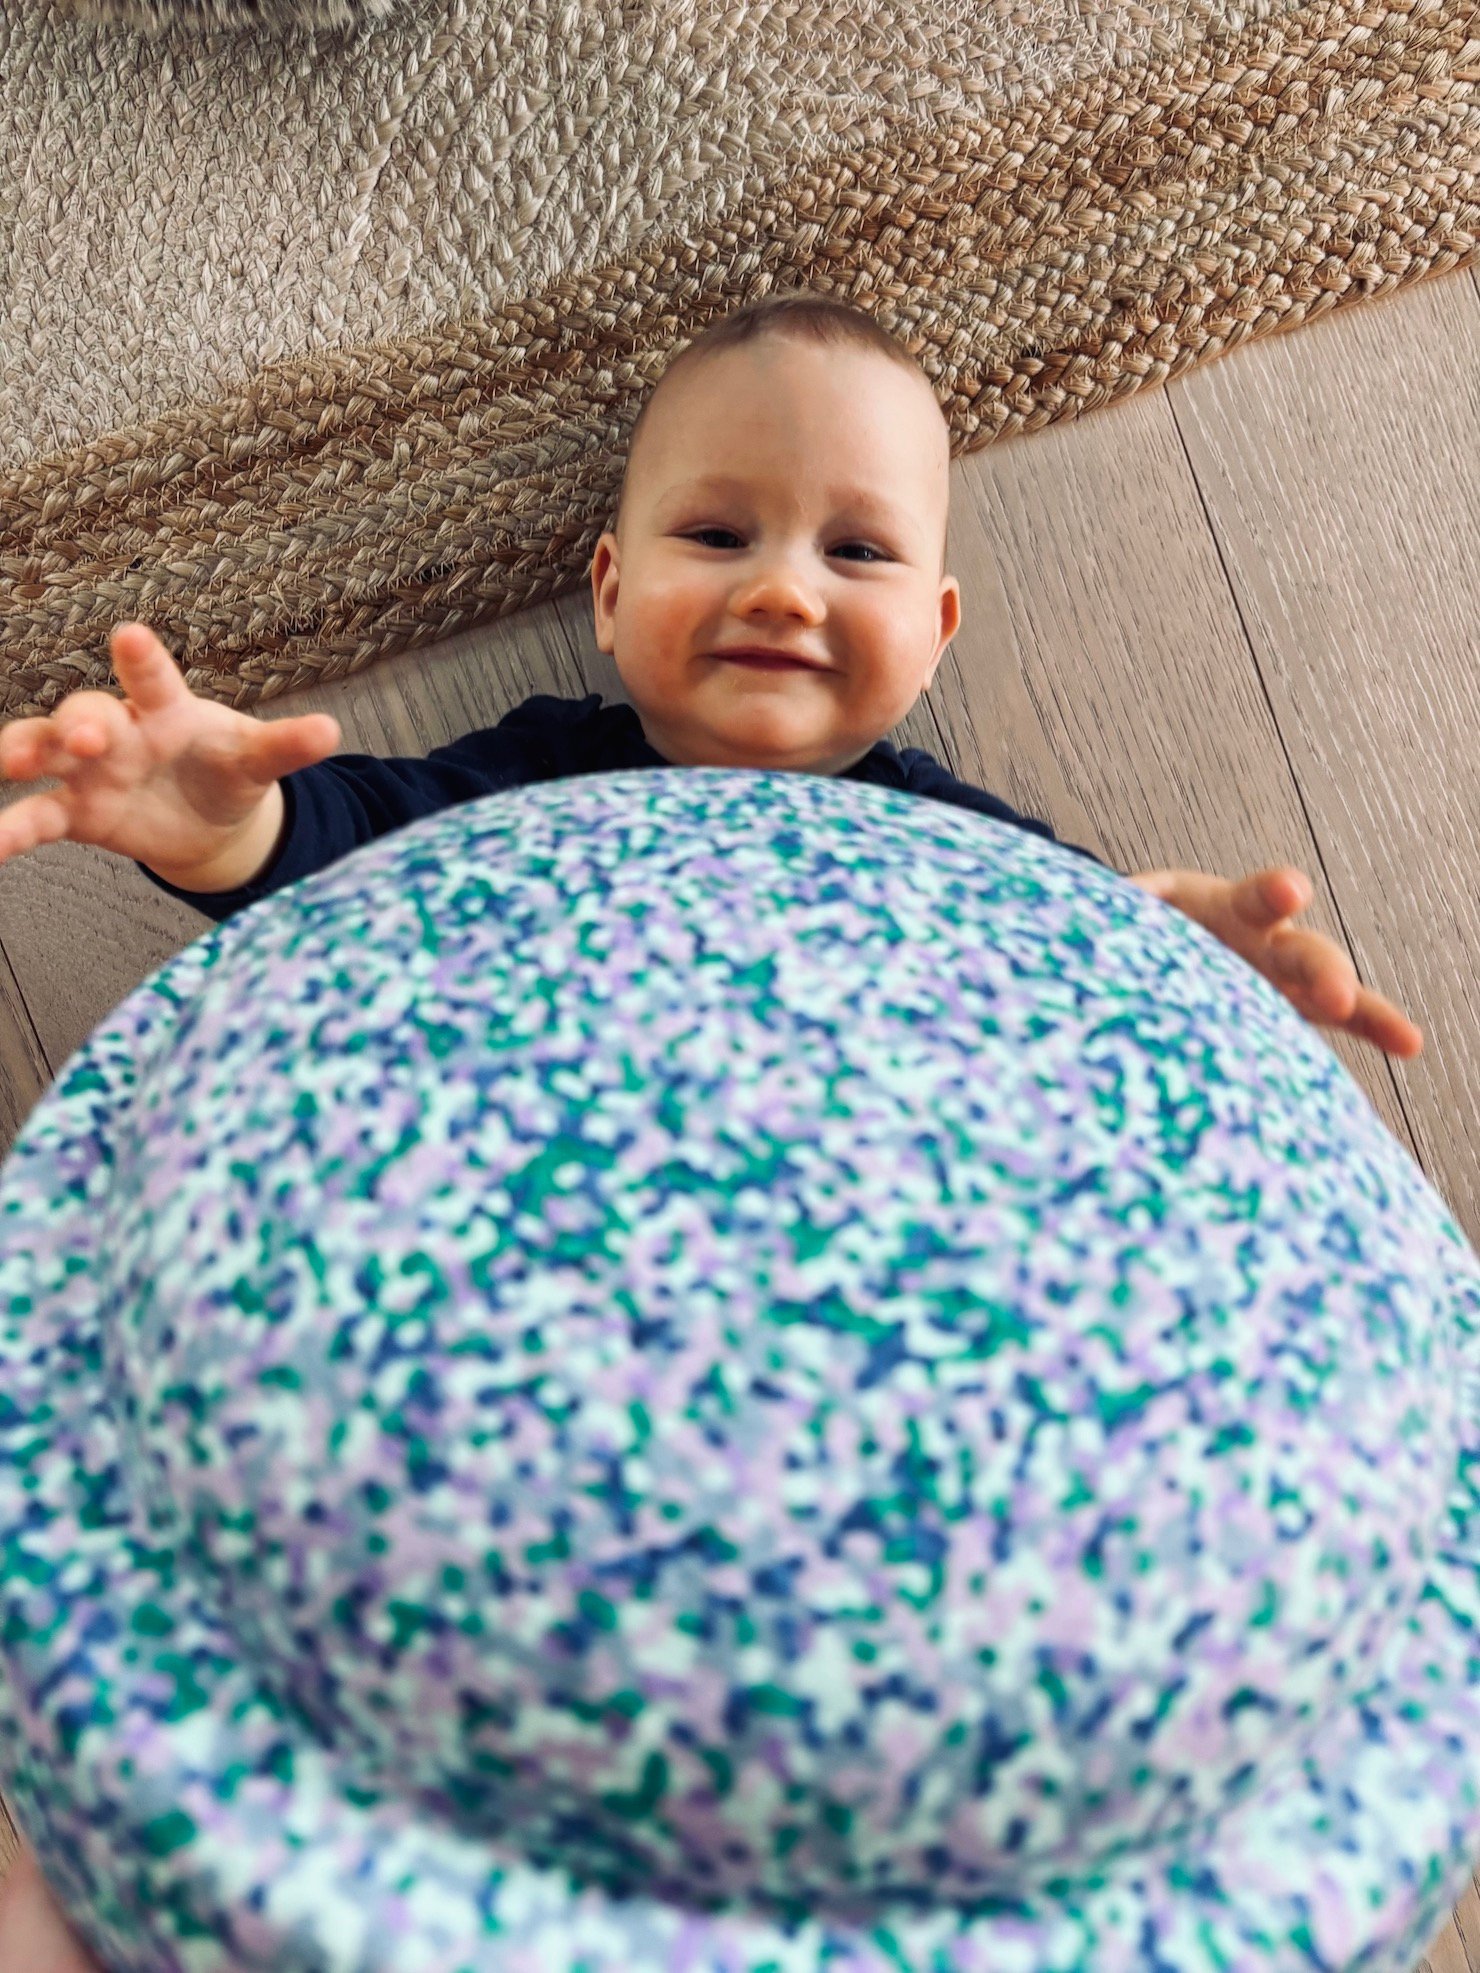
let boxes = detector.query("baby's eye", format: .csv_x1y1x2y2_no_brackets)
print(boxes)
683,528,887,563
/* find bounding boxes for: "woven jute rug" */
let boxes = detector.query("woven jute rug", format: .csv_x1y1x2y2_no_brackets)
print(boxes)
0,0,1475,721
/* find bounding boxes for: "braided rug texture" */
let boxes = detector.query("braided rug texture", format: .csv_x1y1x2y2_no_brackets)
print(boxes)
0,0,1476,719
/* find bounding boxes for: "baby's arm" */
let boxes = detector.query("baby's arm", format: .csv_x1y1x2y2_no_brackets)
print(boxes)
0,624,338,893
0,1841,104,1972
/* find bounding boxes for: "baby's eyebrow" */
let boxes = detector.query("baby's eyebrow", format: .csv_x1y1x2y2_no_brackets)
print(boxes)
660,475,901,524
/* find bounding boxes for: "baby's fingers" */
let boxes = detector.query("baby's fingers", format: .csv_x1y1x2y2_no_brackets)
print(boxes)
238,713,342,786
1350,987,1425,1059
0,717,53,782
0,790,72,868
108,622,194,715
0,694,133,784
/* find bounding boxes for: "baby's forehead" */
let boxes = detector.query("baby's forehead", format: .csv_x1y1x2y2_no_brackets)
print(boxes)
621,342,951,529
675,339,945,429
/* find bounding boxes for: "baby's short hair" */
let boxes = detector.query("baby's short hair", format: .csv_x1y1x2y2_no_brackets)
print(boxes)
614,291,951,551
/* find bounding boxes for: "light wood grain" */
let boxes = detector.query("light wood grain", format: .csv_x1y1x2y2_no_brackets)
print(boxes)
0,930,49,1147
1458,1876,1480,1970
1418,1874,1480,1973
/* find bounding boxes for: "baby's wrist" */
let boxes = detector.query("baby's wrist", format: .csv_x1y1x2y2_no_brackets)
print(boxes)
146,784,287,894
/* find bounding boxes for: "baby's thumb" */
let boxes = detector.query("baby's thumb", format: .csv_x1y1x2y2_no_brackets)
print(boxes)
244,713,342,786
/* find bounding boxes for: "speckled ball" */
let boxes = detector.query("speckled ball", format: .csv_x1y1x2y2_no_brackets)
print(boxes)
1,768,1478,1973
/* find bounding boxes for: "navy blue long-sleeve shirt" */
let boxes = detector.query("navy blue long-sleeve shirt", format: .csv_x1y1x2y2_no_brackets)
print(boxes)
140,692,1105,923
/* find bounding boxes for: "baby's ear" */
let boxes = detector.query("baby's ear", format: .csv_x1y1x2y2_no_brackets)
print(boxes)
922,582,960,691
590,533,620,651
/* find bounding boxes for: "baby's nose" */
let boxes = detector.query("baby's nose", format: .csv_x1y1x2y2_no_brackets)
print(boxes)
735,563,825,616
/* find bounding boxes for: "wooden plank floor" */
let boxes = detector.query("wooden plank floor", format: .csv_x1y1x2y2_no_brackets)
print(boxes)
0,261,1478,1963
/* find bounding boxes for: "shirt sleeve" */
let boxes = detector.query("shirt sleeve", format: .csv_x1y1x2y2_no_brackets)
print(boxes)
895,749,1108,868
136,697,594,925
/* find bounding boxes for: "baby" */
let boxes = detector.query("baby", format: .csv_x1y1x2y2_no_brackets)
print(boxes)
0,291,1422,1061
0,289,1426,1963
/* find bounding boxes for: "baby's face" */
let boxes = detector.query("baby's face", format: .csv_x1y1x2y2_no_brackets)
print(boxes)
590,339,961,775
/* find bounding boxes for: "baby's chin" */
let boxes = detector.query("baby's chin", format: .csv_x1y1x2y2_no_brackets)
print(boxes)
655,717,848,774
631,676,869,772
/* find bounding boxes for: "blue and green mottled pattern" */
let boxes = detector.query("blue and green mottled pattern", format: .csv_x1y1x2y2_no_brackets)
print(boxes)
0,768,1477,1971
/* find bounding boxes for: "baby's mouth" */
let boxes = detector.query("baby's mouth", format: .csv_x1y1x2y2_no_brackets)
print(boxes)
710,647,829,672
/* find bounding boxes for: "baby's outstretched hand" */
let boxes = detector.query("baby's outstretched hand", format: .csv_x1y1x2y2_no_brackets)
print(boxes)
0,622,340,887
1130,864,1425,1060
